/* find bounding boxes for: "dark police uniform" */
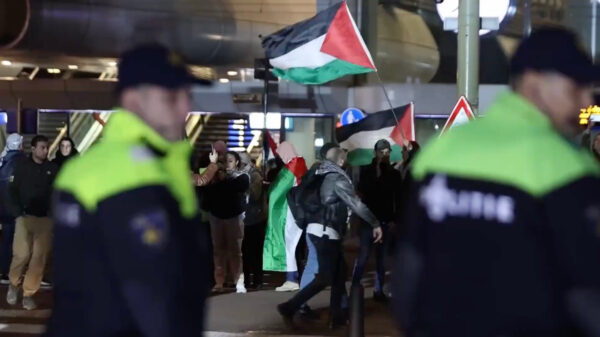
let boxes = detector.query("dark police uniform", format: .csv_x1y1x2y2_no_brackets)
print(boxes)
394,29,600,337
44,46,210,337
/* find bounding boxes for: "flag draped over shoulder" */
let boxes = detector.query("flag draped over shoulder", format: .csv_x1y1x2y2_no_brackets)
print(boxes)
263,157,307,272
336,104,415,166
262,1,376,85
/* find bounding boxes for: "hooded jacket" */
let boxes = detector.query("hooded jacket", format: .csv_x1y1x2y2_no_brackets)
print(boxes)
316,160,379,235
0,150,25,218
357,159,403,223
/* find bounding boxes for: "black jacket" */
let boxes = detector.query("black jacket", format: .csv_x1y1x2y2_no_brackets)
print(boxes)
9,157,58,217
0,151,25,219
316,160,379,235
205,172,250,219
357,159,403,223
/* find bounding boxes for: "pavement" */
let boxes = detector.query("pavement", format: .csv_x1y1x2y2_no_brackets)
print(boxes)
0,286,51,337
0,236,399,336
206,277,399,337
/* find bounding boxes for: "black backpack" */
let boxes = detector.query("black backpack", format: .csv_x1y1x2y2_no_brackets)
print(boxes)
287,167,328,230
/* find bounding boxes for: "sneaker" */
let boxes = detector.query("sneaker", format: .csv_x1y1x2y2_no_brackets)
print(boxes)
298,305,319,320
212,284,224,293
236,285,247,294
275,281,299,292
0,276,9,285
40,280,52,289
6,285,18,305
373,291,389,303
277,303,295,328
22,296,36,311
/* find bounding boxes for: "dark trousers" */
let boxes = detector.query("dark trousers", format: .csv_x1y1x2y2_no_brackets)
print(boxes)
281,234,347,318
0,217,15,276
200,220,215,288
351,223,389,292
242,221,266,287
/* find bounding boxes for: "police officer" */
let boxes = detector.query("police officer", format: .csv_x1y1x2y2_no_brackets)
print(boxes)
393,28,600,337
45,45,210,337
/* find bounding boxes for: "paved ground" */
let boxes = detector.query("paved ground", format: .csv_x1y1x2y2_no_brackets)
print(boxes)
0,236,398,336
0,285,51,336
206,277,399,337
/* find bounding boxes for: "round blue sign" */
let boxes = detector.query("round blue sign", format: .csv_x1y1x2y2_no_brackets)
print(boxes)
341,108,365,126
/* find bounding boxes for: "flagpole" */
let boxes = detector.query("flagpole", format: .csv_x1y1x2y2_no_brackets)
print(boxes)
374,71,408,142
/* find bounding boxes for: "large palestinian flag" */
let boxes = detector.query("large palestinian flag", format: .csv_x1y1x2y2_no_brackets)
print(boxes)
263,156,307,272
262,1,376,85
337,103,415,166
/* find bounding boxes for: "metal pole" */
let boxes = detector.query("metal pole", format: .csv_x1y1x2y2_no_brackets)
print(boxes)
592,0,597,64
457,0,480,114
523,0,532,37
262,59,270,173
17,98,22,134
348,284,364,337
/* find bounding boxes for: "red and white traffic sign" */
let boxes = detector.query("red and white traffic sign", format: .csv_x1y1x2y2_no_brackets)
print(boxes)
440,96,475,135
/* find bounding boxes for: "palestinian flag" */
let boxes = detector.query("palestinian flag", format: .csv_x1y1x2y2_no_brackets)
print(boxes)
263,157,307,272
262,1,376,85
336,103,415,166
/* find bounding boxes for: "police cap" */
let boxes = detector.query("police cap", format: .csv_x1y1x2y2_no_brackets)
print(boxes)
117,44,211,93
510,27,600,85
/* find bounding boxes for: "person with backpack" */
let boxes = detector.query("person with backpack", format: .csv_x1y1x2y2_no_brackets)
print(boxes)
279,146,382,328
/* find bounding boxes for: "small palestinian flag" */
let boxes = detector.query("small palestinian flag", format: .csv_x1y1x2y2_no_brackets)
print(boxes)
262,1,376,85
337,103,415,166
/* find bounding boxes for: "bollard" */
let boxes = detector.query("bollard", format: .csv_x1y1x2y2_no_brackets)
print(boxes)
349,284,364,337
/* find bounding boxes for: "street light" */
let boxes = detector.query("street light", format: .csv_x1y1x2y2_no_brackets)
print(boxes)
437,0,516,34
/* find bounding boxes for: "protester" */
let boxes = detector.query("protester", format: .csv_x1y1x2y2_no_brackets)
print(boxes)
240,153,267,289
296,142,341,320
193,149,219,187
0,134,24,284
398,141,420,179
351,139,402,302
6,135,57,310
46,44,210,336
205,151,250,293
278,147,382,328
192,149,220,289
393,28,600,337
52,137,79,169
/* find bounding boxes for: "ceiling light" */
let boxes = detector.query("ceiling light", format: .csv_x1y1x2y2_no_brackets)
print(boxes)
1,60,12,66
227,71,238,76
108,61,117,67
68,65,78,70
47,68,61,74
219,78,230,83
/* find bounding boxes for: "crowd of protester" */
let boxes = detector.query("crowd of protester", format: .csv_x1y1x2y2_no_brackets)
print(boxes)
189,135,418,328
0,136,77,310
2,26,600,337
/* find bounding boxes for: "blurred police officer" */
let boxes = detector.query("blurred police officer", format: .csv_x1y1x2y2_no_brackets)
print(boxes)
394,28,600,337
45,45,210,337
